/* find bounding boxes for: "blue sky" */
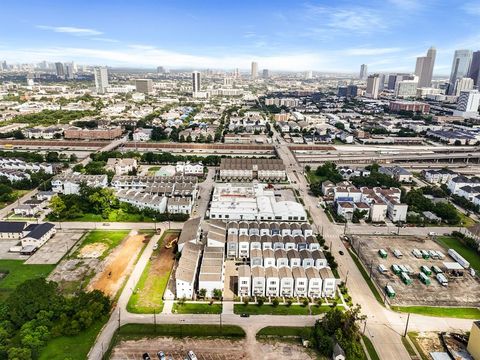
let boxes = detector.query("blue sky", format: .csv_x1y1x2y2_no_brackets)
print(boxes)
1,0,480,74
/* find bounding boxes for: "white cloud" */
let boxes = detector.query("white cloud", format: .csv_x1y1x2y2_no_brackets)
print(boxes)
341,47,403,56
387,0,422,10
36,25,103,36
91,37,120,43
304,5,386,34
462,2,480,15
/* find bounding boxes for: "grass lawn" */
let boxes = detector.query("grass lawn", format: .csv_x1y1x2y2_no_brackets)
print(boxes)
347,248,384,304
234,304,312,315
408,332,430,360
437,235,480,270
69,211,156,223
38,317,107,360
458,212,476,227
401,336,417,357
256,326,313,338
127,231,177,314
306,170,325,185
362,335,380,360
173,302,222,314
0,190,29,209
73,230,129,260
391,305,480,319
115,323,245,339
310,305,337,315
0,260,55,302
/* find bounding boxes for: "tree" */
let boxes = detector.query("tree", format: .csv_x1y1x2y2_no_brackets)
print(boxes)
272,298,279,307
0,184,13,203
212,289,222,300
7,347,31,360
334,122,345,130
45,152,60,163
257,298,264,306
49,196,66,220
302,298,309,307
198,288,207,299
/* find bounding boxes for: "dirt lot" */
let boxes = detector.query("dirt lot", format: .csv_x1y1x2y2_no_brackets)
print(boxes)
351,235,480,306
26,230,84,264
414,332,444,354
134,232,176,309
110,337,314,360
88,232,148,297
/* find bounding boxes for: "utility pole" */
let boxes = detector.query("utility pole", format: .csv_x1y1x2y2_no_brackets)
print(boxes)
118,308,121,330
345,270,349,286
404,313,411,337
363,320,367,335
154,309,156,333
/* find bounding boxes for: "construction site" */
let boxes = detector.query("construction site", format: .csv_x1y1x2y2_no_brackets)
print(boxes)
350,234,480,307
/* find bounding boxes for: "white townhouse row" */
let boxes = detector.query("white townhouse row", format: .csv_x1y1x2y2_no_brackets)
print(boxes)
105,158,138,176
225,221,313,237
197,246,225,298
111,175,198,198
218,158,287,182
423,169,457,185
238,264,336,298
0,158,53,174
51,173,108,195
329,184,408,222
447,175,480,207
0,168,30,182
0,221,56,252
175,242,202,299
175,161,204,176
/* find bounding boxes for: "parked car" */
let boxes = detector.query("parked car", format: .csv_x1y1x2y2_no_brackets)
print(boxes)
143,353,151,360
240,313,250,317
339,250,344,256
188,351,198,360
157,351,166,360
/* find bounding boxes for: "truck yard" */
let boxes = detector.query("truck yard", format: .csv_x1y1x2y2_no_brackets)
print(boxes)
350,235,480,307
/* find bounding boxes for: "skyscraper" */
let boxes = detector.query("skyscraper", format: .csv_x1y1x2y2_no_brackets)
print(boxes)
251,61,258,79
468,51,480,87
448,50,473,95
359,64,368,80
192,71,201,93
262,69,269,79
55,62,65,78
157,66,165,74
94,67,109,94
415,47,436,88
366,74,381,99
64,63,75,80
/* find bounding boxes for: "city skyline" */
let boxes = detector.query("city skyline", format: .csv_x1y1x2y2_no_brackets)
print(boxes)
1,0,480,73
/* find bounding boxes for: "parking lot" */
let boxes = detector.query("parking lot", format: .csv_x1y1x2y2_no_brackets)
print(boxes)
0,240,28,260
351,235,480,306
25,230,84,264
111,338,247,360
110,337,315,360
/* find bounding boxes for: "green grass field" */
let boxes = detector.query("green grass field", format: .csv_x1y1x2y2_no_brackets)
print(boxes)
305,170,325,185
234,303,334,315
73,230,129,260
39,317,107,360
401,336,417,357
391,305,480,319
71,212,156,222
437,235,480,270
362,335,380,360
0,260,55,302
458,212,476,227
127,231,177,314
173,302,222,314
115,324,245,339
256,326,313,338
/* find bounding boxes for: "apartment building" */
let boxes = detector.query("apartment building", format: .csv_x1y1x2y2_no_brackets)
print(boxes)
176,161,204,176
64,126,123,140
0,158,54,174
423,169,457,184
218,158,286,182
238,265,251,296
198,246,224,298
105,158,138,176
51,173,108,195
175,242,202,299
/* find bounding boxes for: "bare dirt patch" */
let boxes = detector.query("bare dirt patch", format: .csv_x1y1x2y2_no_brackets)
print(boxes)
78,243,108,259
87,233,147,297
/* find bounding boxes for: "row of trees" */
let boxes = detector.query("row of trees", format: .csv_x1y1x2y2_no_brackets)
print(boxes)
49,185,188,222
403,188,460,224
12,109,98,126
0,278,111,359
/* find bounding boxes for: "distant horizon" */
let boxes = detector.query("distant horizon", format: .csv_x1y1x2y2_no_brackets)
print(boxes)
1,0,479,75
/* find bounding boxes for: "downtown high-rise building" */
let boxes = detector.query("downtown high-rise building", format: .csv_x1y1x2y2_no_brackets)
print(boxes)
366,74,381,99
192,71,201,93
251,61,258,79
94,67,109,94
157,66,165,74
262,69,269,79
415,47,436,88
55,62,65,78
359,64,368,80
455,90,480,117
64,63,75,80
448,50,473,95
468,51,480,87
